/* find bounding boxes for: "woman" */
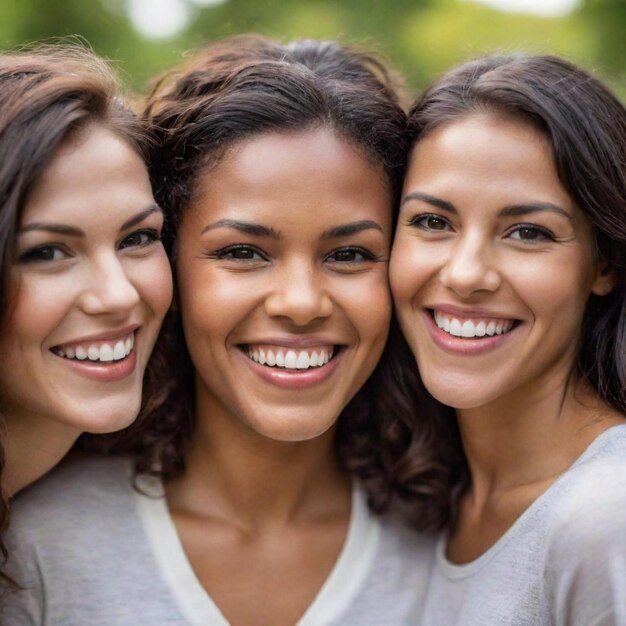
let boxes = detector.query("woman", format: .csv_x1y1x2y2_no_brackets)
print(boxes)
0,47,172,575
3,36,435,625
390,54,626,624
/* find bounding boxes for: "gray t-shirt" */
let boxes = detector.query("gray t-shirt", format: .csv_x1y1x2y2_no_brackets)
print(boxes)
1,455,435,625
420,425,626,626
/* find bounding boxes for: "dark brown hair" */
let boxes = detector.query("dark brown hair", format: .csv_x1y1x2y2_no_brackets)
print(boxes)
393,53,626,530
97,35,452,529
0,45,149,581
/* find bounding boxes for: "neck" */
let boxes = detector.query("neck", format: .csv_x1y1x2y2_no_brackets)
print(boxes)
2,411,80,497
166,401,351,531
457,373,623,498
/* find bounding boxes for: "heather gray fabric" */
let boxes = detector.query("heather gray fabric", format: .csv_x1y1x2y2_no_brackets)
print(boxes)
420,425,626,626
2,455,435,626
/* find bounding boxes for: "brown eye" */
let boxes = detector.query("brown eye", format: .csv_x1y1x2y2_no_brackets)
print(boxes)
410,214,451,231
508,225,554,243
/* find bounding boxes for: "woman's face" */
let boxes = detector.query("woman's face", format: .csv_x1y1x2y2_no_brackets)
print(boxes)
390,114,613,411
0,124,172,435
176,128,392,441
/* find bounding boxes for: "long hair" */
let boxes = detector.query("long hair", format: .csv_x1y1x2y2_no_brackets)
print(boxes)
0,44,148,581
93,35,452,530
395,53,626,529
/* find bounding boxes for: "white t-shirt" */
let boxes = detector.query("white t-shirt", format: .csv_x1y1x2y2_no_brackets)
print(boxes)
420,424,626,626
2,455,435,625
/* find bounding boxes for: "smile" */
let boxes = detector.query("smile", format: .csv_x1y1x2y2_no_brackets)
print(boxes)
432,310,517,339
242,344,335,370
51,332,135,363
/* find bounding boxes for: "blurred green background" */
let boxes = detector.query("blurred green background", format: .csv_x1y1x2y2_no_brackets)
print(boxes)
0,0,623,99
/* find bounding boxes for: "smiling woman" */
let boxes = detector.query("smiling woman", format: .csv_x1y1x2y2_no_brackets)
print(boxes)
2,36,436,626
390,54,626,624
0,46,172,584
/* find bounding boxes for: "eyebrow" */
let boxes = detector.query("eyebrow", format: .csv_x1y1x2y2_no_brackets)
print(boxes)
19,204,162,237
402,191,571,220
321,220,384,239
201,219,281,239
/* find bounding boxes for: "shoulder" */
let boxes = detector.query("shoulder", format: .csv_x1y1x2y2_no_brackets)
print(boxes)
7,454,136,557
542,426,626,625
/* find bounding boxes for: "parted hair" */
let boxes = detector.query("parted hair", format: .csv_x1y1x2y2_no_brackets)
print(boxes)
0,45,149,582
95,35,457,531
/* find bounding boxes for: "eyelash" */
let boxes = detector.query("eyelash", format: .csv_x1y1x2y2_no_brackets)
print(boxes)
409,214,557,243
18,228,162,264
324,246,381,263
207,244,268,261
206,245,381,264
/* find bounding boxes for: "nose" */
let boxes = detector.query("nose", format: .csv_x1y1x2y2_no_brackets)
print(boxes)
439,233,501,298
78,253,141,316
264,259,333,325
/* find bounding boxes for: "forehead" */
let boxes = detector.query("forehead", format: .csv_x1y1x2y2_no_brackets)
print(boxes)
185,128,392,233
406,113,573,211
21,124,151,224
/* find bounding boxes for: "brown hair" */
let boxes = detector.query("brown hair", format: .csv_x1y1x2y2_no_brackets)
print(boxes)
0,44,149,581
93,35,451,529
392,53,626,530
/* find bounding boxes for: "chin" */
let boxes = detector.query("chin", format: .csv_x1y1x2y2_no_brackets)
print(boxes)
248,410,338,443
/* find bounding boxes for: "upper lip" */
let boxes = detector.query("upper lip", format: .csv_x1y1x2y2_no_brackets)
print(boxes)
426,304,521,320
50,324,140,348
238,336,345,348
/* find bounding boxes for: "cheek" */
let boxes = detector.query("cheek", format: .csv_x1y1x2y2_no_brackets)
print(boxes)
389,237,431,307
136,252,174,319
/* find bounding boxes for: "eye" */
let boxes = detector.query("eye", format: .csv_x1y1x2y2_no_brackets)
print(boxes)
212,245,268,261
19,245,69,264
119,229,161,250
507,225,555,243
409,214,452,232
325,247,379,263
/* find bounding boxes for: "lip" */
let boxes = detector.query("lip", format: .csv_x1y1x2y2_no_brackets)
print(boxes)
235,345,343,389
423,308,519,355
54,349,138,383
50,324,140,350
428,304,520,321
240,335,344,349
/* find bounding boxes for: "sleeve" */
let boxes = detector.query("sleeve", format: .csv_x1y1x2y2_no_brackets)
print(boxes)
544,465,626,626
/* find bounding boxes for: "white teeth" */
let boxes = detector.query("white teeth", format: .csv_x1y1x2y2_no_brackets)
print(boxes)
247,346,334,369
296,352,309,369
284,350,297,369
99,345,114,362
54,333,134,363
113,341,126,360
449,319,463,337
461,321,475,338
434,311,514,339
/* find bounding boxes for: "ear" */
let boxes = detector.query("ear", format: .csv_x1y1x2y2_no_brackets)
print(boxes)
591,258,616,296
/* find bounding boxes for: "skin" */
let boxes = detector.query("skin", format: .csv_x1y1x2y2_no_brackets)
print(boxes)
390,114,623,563
166,128,392,626
0,124,172,495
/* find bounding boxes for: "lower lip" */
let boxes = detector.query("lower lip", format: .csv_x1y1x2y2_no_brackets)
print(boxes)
423,310,518,355
237,349,342,389
54,349,138,382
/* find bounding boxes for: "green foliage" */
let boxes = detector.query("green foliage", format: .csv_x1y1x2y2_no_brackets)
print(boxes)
0,0,623,100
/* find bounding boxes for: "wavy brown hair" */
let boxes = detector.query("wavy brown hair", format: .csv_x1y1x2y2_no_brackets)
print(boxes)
0,45,149,583
391,53,626,530
88,34,457,531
